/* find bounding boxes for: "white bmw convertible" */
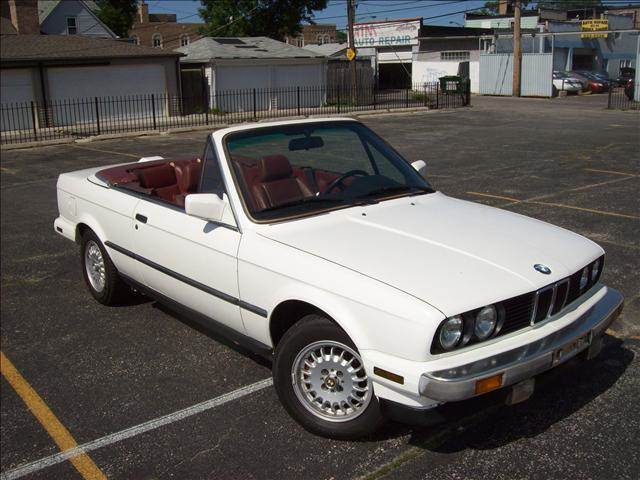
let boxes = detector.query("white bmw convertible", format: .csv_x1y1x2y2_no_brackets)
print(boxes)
55,118,623,438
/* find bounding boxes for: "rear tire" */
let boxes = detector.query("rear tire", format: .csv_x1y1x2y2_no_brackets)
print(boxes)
273,314,384,439
80,230,130,306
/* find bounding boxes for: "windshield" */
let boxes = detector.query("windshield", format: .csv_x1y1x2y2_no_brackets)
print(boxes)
224,121,433,221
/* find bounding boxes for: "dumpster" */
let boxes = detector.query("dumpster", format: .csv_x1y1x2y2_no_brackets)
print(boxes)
439,75,462,94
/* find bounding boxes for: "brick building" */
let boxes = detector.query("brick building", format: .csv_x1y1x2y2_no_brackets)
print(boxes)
129,0,203,50
285,24,337,47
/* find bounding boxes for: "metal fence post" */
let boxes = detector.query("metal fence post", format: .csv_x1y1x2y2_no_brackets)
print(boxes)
373,86,377,110
423,83,427,107
253,88,257,119
607,82,613,109
151,93,157,130
337,88,341,113
30,101,38,140
405,87,409,108
297,86,301,116
436,83,440,109
466,78,471,106
94,97,101,135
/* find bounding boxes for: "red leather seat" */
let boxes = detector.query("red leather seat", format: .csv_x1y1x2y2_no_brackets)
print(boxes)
252,155,312,210
174,161,202,207
138,164,180,203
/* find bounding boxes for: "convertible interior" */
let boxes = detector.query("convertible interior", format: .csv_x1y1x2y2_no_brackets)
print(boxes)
95,155,346,211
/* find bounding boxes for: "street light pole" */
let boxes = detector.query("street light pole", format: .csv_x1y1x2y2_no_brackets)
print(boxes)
513,0,522,97
347,0,358,99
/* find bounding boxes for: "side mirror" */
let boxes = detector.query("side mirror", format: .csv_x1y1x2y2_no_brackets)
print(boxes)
185,193,228,223
411,160,428,179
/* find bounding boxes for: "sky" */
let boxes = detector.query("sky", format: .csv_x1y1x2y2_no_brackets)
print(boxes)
146,0,638,31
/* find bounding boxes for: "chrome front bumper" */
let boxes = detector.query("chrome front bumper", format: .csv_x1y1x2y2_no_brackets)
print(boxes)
419,287,624,402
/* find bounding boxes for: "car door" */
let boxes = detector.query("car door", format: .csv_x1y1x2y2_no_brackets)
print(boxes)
132,138,245,333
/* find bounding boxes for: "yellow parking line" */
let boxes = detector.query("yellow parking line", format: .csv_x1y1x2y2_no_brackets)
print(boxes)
0,352,106,480
466,192,639,220
584,168,639,177
530,201,639,220
466,191,522,203
71,144,139,158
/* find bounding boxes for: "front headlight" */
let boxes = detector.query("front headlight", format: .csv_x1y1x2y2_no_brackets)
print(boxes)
579,266,589,290
474,305,497,340
591,258,602,282
438,316,463,351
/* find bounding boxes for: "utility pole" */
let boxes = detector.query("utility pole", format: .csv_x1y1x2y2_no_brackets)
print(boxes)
512,0,522,97
347,0,358,99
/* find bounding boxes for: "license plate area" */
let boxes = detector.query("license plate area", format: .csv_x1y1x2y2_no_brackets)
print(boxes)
552,331,591,366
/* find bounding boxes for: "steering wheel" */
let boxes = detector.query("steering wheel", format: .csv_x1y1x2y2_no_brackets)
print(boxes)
322,169,369,194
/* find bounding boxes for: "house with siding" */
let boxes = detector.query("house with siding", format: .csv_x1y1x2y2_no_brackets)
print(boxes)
38,0,116,38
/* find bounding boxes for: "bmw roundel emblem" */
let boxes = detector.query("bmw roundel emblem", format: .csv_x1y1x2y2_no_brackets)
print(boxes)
534,264,552,275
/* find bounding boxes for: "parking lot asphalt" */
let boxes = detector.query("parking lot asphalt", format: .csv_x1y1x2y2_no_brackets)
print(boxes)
1,94,639,480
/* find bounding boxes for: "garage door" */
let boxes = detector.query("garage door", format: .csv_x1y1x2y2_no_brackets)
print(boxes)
1,69,35,132
273,64,324,108
215,66,271,111
47,64,166,125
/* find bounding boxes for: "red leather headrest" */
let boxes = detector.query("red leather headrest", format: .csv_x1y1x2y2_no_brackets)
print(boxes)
259,155,292,182
139,164,176,189
175,162,201,193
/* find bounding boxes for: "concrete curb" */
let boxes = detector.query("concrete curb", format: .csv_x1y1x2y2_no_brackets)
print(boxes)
0,106,462,151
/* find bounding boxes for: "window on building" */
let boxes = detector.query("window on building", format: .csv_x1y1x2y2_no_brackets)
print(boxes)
152,33,163,48
180,34,190,47
440,51,471,61
620,59,632,68
66,17,77,35
317,34,324,45
130,35,139,45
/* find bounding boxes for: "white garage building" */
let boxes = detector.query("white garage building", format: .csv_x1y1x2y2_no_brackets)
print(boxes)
177,37,327,112
1,34,182,131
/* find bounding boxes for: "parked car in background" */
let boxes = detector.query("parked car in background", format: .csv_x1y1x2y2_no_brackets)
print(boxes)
624,79,635,101
616,67,635,86
54,118,624,439
571,71,609,93
553,71,583,94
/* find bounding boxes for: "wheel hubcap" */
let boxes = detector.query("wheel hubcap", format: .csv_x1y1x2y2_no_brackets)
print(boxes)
292,341,372,422
84,241,106,293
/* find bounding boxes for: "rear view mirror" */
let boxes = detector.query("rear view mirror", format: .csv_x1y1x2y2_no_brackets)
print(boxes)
411,160,428,179
289,136,324,151
185,193,227,223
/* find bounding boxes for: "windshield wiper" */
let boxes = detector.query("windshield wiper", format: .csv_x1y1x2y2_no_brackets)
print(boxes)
357,185,432,198
258,195,345,213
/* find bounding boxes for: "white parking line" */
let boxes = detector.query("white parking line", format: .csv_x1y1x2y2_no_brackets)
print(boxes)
1,378,273,480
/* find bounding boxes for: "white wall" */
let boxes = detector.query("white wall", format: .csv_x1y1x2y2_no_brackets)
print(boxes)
412,59,479,93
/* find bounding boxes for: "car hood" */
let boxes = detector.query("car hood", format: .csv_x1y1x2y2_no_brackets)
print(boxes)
258,192,603,317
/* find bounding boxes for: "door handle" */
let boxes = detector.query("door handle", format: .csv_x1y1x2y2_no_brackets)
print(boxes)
135,214,148,224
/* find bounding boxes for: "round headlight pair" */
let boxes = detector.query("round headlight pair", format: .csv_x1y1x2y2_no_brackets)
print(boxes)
437,305,498,351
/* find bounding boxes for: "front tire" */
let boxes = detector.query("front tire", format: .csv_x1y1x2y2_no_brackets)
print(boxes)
273,314,384,439
80,230,130,305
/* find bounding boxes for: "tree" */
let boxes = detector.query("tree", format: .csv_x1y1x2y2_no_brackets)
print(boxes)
199,0,328,41
541,0,603,10
95,0,138,38
335,30,347,43
477,0,532,15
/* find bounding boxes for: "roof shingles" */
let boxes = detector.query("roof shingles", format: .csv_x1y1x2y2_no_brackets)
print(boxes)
1,35,182,63
177,37,326,63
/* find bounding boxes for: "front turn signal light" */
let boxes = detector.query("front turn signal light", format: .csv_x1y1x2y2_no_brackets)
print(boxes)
475,373,503,395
